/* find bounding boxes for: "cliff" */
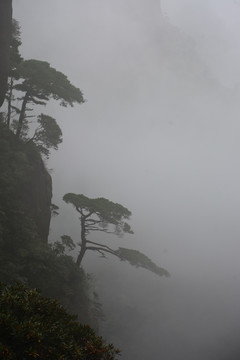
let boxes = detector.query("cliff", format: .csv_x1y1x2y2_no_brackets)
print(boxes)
0,0,12,106
0,124,52,243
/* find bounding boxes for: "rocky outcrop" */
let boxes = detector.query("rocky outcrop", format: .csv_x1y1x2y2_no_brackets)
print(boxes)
25,147,52,244
0,124,52,243
0,0,12,106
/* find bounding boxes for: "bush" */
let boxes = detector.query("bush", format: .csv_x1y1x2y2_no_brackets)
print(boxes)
0,282,120,360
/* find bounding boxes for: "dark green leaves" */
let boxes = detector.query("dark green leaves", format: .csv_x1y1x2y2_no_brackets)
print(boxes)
117,248,170,277
0,282,120,360
15,59,85,105
10,58,85,139
63,192,170,277
9,19,22,78
32,114,63,158
63,193,133,235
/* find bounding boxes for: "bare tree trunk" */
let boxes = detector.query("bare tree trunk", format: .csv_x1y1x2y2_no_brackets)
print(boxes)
76,216,87,267
16,91,29,138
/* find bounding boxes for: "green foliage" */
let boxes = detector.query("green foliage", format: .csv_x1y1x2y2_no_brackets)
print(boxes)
0,282,120,360
0,125,100,326
51,235,76,256
13,58,85,139
4,21,85,150
9,19,22,78
4,19,23,129
61,235,76,251
117,247,170,277
15,59,85,106
31,113,63,158
63,193,134,235
63,193,169,276
0,210,100,326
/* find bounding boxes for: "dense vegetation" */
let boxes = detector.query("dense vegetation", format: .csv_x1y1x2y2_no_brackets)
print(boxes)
0,282,119,360
0,122,101,326
0,120,119,356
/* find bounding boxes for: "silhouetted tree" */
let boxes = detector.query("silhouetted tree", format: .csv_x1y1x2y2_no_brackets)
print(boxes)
2,20,85,162
14,59,85,138
5,19,23,128
63,193,169,277
28,113,63,158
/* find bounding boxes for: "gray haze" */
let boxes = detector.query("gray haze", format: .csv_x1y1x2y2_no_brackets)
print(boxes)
13,1,240,359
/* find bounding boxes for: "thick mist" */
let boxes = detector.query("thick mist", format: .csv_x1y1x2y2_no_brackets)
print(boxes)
13,1,240,359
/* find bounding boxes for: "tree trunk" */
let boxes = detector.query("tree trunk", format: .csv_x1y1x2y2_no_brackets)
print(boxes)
7,77,13,128
76,216,87,267
16,91,29,138
76,247,86,267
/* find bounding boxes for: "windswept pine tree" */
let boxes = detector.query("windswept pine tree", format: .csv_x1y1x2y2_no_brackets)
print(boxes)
14,59,85,138
63,193,169,277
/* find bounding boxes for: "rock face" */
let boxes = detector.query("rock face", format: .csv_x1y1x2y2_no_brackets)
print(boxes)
24,147,52,244
0,124,52,243
0,0,12,106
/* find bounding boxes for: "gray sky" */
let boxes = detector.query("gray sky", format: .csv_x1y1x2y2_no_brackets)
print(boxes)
12,1,240,359
162,0,240,86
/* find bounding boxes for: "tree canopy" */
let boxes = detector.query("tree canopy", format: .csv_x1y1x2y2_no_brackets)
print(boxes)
29,113,63,158
9,19,22,78
63,193,134,236
0,282,119,360
63,193,169,277
16,59,84,107
3,21,85,153
15,59,85,138
4,19,22,128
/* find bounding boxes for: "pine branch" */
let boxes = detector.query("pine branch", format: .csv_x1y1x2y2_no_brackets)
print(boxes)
86,246,119,258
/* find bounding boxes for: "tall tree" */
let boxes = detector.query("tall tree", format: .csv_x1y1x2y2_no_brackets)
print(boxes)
6,19,22,128
63,193,170,277
27,113,63,158
14,59,85,138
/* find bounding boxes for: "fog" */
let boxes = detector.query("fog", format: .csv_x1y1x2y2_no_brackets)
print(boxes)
13,1,240,359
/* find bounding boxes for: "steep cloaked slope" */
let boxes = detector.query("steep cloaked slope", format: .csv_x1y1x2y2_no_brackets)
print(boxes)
0,124,97,326
0,124,52,244
0,0,12,106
